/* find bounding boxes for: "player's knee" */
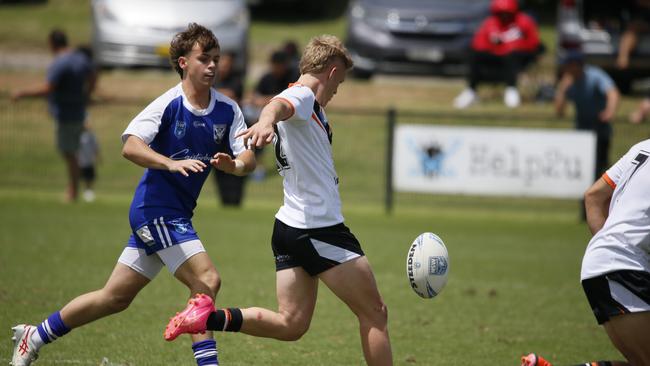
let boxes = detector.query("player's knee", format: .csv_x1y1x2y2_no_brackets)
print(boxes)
358,300,388,327
199,269,221,297
103,291,135,314
278,316,311,341
280,322,310,341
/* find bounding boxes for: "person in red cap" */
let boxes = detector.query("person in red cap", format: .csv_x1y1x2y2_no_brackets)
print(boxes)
454,0,542,109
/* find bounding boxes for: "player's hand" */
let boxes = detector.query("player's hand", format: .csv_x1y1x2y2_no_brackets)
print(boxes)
168,159,206,177
599,109,614,122
236,120,275,149
210,152,236,173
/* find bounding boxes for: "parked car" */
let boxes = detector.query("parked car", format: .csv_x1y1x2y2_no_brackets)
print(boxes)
247,0,348,18
91,0,249,74
345,0,491,78
557,0,650,93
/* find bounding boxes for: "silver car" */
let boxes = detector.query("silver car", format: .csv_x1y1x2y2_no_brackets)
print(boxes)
91,0,249,72
345,0,490,78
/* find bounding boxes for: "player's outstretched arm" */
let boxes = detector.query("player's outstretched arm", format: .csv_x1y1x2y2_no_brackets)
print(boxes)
210,149,256,176
122,134,206,177
236,99,293,149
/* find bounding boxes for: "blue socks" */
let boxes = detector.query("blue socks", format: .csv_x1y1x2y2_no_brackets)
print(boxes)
192,339,219,366
36,311,70,344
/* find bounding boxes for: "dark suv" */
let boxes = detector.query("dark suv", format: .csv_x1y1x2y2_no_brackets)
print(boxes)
345,0,491,78
557,0,650,93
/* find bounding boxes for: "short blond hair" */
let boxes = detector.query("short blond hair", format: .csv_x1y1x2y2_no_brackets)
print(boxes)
299,35,353,75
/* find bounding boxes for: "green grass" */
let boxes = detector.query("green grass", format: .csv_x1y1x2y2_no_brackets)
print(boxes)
0,0,91,50
0,3,644,365
0,189,623,366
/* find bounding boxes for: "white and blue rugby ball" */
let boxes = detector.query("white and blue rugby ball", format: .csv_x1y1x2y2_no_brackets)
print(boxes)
406,232,449,299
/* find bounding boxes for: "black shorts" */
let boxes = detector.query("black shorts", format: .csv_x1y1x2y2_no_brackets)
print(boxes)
582,270,650,324
271,219,365,276
80,166,96,181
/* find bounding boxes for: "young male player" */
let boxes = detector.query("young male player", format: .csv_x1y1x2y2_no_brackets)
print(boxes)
522,140,650,365
164,35,393,366
10,23,255,366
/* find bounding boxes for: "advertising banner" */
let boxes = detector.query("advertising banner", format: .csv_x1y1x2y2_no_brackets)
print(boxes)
393,125,596,198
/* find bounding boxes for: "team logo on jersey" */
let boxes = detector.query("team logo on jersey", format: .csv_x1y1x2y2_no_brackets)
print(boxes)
174,120,186,139
136,226,155,246
169,218,191,234
213,124,226,144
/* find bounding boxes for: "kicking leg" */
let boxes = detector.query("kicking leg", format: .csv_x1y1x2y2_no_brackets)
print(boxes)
319,256,392,366
165,266,318,342
239,267,318,341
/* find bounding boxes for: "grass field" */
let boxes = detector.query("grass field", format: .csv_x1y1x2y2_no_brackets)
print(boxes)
2,1,650,365
0,189,623,366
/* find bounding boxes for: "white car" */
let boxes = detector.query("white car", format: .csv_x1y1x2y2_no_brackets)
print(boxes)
91,0,249,73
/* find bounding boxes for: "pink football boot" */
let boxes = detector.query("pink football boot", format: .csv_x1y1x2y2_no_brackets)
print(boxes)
164,293,215,341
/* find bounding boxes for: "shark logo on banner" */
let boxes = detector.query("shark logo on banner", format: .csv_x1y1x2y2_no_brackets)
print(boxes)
409,138,461,178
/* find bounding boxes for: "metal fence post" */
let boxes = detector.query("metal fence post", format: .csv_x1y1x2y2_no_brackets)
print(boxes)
385,108,396,214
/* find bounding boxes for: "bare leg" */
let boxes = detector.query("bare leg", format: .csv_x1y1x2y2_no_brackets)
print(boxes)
617,21,649,70
603,311,650,365
60,263,150,328
630,98,650,124
240,267,319,341
174,252,221,344
61,152,80,202
319,257,392,366
617,29,637,69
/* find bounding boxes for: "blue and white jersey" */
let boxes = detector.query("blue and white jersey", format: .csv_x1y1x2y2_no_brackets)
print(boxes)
122,83,246,254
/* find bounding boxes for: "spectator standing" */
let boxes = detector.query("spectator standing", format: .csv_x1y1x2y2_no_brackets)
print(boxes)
78,124,100,203
454,0,542,109
11,29,97,202
555,50,620,183
213,51,247,206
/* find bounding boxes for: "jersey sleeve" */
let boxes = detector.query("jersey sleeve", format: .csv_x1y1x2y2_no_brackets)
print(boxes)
46,58,65,86
604,145,638,188
122,90,176,144
272,85,314,123
595,68,615,94
228,102,247,157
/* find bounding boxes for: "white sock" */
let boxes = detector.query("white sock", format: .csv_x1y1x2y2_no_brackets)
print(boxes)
31,329,45,350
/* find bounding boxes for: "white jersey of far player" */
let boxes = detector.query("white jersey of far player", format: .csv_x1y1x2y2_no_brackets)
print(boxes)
271,84,344,229
581,139,650,280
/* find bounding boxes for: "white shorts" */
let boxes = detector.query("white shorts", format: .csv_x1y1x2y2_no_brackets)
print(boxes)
117,240,206,280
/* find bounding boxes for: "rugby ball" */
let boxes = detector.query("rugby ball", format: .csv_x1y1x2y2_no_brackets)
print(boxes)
406,232,449,299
